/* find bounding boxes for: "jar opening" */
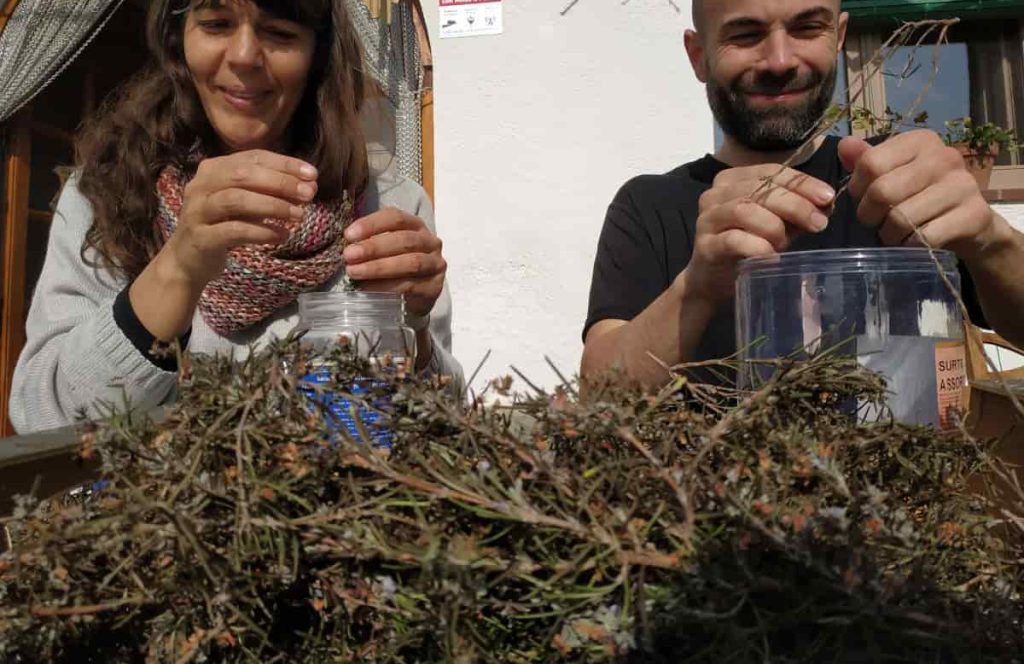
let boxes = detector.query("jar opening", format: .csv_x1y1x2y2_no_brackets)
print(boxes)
298,291,406,327
738,248,958,278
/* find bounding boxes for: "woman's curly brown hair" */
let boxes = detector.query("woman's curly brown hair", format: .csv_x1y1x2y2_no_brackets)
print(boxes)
75,0,370,280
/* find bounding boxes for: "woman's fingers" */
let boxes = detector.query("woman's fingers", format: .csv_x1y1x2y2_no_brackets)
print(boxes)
184,150,319,228
345,207,424,242
343,230,441,264
201,149,318,183
346,252,447,281
213,221,290,249
202,188,305,224
341,207,447,317
214,161,319,205
355,274,446,317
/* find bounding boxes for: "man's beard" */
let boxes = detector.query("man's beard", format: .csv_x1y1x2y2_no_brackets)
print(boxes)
707,65,838,152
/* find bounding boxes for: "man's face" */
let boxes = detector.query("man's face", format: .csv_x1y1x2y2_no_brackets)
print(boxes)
687,0,848,151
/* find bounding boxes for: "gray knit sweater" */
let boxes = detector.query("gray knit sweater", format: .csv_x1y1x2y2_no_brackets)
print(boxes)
10,169,463,434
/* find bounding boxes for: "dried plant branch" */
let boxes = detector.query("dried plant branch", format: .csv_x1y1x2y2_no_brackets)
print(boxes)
752,19,960,207
0,337,1018,662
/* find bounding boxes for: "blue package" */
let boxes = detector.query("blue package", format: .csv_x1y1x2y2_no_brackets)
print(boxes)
299,366,394,449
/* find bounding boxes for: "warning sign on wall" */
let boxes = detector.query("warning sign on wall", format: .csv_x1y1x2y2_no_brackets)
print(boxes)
440,0,502,39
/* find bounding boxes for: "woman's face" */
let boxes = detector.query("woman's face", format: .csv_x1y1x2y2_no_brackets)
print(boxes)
183,1,316,152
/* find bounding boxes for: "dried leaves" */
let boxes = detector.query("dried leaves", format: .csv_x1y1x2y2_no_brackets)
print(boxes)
0,340,1021,662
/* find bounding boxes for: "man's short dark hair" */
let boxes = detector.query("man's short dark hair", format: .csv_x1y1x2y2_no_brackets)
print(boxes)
692,0,704,31
693,0,842,34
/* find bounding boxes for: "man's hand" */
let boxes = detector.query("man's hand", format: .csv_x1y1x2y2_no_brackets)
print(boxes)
838,131,1001,260
685,164,835,303
840,131,1024,349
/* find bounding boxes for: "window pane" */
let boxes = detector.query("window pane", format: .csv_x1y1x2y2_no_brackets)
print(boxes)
829,50,851,137
883,42,970,135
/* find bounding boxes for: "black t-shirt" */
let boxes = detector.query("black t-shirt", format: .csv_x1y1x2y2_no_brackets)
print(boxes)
584,136,986,363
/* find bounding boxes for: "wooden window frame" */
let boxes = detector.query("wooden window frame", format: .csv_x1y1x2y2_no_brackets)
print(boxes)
844,19,1024,202
0,0,21,34
412,1,434,203
0,110,31,437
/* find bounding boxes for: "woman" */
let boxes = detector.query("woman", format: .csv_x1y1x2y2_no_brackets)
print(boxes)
9,0,462,434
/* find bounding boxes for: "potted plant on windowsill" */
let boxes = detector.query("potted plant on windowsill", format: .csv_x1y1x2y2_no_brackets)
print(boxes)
847,109,1018,191
942,117,1019,191
849,105,927,137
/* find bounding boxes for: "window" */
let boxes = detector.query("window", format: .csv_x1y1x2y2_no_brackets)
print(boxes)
882,42,970,136
830,50,853,137
843,16,1024,200
0,2,147,435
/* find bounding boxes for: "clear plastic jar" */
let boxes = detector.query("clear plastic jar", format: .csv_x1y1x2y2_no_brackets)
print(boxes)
736,248,966,429
296,291,416,361
293,292,416,448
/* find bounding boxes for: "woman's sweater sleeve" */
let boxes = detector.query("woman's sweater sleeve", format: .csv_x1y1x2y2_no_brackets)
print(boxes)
406,185,465,393
9,177,177,434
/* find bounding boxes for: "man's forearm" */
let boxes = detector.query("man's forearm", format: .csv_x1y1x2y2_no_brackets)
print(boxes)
581,270,718,389
965,215,1024,349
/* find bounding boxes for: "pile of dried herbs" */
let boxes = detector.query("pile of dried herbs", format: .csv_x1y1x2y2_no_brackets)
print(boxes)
0,339,1021,662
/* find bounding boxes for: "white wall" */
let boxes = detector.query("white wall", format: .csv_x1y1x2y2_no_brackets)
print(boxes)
421,1,1024,392
993,203,1024,234
987,204,1024,370
423,0,711,393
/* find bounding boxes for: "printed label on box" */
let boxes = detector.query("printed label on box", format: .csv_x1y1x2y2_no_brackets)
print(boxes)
935,341,968,430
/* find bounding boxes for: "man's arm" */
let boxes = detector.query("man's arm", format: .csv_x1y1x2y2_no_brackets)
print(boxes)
582,271,716,387
839,133,1024,348
581,165,836,389
962,216,1024,348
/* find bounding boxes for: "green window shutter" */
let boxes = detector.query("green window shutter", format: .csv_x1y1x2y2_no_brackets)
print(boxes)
843,0,1024,23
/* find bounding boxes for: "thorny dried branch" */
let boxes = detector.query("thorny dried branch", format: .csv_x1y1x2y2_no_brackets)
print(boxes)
0,15,1021,664
752,18,960,206
0,339,1020,662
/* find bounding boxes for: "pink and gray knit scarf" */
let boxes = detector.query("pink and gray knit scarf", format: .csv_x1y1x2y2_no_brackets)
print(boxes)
155,163,353,336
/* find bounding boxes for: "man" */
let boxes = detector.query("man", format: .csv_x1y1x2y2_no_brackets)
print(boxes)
581,0,1024,388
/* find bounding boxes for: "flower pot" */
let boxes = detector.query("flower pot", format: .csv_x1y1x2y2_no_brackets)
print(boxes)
953,142,998,191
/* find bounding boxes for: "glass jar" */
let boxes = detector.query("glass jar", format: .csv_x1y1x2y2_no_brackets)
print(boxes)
293,292,416,448
736,248,966,429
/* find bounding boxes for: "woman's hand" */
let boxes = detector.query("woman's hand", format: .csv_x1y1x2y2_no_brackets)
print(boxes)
131,150,318,342
343,207,447,318
164,149,319,289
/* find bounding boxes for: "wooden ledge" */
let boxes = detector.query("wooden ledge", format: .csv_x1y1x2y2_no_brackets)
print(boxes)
0,424,95,517
984,188,1024,204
